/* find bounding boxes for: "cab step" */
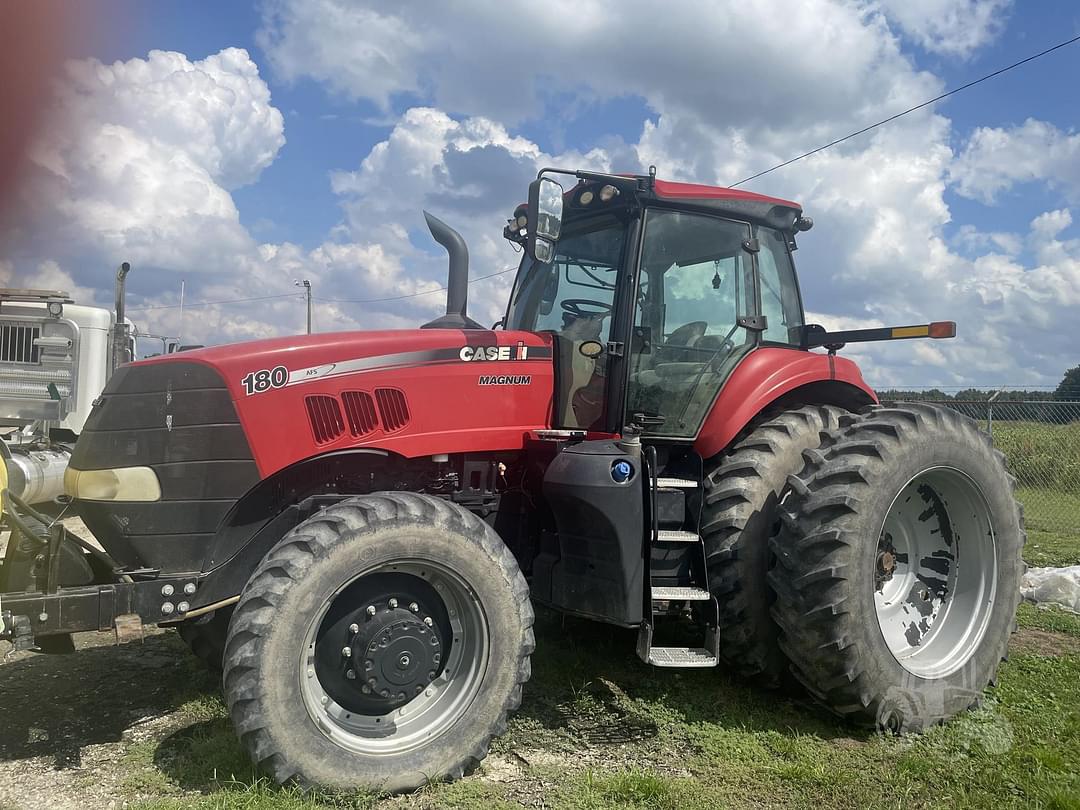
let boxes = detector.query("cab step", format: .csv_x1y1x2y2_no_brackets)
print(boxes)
636,619,720,669
652,585,711,601
646,646,719,668
656,477,698,489
656,529,699,544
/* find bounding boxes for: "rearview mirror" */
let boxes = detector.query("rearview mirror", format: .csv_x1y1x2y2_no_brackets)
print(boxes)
527,176,563,263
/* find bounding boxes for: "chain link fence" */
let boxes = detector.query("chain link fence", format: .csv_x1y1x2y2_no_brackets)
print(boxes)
886,398,1080,566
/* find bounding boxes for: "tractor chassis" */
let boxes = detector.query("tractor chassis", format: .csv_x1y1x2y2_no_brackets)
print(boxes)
0,491,356,653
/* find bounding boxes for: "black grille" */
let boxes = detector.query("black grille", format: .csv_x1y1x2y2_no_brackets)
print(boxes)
306,395,346,444
342,390,379,436
375,388,410,432
0,323,40,364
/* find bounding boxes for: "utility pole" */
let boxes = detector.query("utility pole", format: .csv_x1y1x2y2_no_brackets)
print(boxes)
295,278,312,334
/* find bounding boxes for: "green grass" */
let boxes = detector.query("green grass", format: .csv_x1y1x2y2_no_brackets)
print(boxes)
131,608,1080,810
1019,488,1080,567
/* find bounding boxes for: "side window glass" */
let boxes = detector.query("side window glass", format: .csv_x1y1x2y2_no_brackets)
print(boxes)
757,228,804,345
626,210,754,436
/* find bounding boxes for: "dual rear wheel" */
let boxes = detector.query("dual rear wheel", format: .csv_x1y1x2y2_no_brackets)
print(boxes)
703,403,1023,730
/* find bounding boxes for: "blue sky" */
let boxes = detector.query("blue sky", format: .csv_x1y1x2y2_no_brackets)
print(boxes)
3,0,1079,387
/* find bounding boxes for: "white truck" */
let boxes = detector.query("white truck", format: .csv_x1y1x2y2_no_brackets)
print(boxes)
0,264,183,504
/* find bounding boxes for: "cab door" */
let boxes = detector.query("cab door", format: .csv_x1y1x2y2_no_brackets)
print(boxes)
622,208,757,438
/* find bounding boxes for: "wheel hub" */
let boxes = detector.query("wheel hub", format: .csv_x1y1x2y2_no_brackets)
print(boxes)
351,606,442,703
873,467,997,679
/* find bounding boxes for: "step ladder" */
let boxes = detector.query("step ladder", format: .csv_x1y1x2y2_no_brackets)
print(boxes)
636,465,720,669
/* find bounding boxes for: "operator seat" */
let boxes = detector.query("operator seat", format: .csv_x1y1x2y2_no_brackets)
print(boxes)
659,320,707,363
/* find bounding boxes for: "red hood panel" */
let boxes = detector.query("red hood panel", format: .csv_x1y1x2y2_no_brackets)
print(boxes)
137,329,556,476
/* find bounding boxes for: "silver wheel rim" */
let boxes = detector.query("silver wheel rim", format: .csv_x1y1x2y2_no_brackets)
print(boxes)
299,559,489,756
874,466,997,679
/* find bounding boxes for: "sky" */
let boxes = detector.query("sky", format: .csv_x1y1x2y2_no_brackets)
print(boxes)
0,0,1078,390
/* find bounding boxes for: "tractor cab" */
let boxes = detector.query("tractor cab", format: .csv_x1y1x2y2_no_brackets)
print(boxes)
504,170,807,439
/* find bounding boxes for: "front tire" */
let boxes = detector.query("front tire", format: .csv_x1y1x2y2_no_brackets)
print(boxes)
769,404,1024,732
222,493,534,792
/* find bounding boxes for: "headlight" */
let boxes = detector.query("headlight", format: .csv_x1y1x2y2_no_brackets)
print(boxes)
64,466,162,501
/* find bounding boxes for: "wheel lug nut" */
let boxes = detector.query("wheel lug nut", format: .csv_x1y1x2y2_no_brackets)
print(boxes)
342,646,352,658
366,605,376,617
346,669,356,680
424,617,433,627
349,622,360,634
388,598,398,609
409,602,419,613
321,695,328,705
362,685,371,694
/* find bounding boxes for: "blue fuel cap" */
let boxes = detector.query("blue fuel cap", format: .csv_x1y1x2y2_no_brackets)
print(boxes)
611,459,634,483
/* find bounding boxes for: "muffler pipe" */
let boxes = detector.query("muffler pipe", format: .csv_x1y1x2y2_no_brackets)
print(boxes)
420,212,482,329
112,261,132,369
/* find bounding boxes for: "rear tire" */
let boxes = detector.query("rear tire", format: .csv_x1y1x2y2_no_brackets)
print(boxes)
769,404,1024,731
701,405,846,685
221,492,534,792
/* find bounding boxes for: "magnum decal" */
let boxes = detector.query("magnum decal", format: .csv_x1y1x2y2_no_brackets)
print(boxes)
478,375,532,386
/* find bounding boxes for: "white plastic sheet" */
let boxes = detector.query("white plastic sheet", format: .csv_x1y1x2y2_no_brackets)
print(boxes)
1022,565,1080,614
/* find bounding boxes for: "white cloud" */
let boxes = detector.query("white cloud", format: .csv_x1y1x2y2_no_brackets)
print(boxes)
875,0,1012,57
256,0,941,142
950,118,1080,204
9,48,285,284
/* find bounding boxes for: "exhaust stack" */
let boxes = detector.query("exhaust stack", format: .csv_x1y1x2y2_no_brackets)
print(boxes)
420,211,482,330
111,261,132,371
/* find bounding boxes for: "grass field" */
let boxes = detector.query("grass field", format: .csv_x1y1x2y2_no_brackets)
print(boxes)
993,419,1080,567
112,598,1080,810
1018,487,1080,567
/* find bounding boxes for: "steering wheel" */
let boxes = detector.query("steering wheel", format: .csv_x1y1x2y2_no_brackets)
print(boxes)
561,299,612,318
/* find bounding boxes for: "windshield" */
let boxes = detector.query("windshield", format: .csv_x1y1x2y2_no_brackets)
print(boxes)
504,214,627,336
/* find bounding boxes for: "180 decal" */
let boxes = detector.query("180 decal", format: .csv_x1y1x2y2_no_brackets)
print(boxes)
241,365,288,395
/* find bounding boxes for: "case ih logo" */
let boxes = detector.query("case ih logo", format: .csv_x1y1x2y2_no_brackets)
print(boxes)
458,342,529,362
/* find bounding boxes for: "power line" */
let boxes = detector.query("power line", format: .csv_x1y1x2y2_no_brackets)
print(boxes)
316,267,515,305
127,293,300,312
731,33,1080,188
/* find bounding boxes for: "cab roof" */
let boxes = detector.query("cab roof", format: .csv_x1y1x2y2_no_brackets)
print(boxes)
651,179,800,211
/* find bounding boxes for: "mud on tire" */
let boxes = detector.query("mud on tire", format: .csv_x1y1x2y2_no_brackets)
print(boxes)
769,404,1024,732
701,405,847,685
221,492,534,793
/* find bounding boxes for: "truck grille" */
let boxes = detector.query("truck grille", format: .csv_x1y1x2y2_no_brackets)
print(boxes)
0,323,41,364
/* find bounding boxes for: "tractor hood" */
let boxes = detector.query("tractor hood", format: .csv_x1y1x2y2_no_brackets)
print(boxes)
108,328,557,478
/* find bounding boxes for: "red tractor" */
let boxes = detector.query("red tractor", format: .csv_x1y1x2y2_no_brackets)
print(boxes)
0,169,1023,792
